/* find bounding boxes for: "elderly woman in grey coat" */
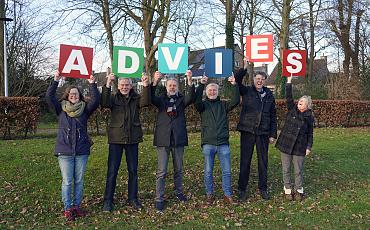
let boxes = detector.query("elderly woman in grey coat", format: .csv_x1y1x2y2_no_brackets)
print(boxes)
275,76,314,201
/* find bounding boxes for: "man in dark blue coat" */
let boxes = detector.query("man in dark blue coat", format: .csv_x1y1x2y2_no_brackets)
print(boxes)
235,60,277,201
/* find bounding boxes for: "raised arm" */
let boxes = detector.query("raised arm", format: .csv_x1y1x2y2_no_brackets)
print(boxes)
45,71,62,115
139,73,150,107
225,75,240,112
194,76,208,113
285,76,295,110
150,71,162,108
184,70,195,107
85,75,100,116
101,73,115,108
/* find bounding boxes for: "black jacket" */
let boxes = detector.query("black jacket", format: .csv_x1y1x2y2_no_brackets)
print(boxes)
235,68,277,138
151,83,195,147
101,85,150,144
195,83,240,146
46,80,100,156
275,83,314,156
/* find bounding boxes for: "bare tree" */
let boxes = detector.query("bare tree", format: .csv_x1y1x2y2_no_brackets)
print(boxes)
327,0,365,79
118,0,175,76
6,1,57,97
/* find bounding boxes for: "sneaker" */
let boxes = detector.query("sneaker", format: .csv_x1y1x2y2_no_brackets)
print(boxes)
238,190,247,201
260,190,270,200
223,195,234,205
206,194,214,205
64,208,75,221
155,201,165,212
128,199,143,210
72,206,87,217
103,200,114,212
296,192,305,202
176,193,188,202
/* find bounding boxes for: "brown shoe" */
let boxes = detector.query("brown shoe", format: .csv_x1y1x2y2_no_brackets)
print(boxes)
223,195,233,205
64,208,75,221
296,192,305,202
206,194,214,205
284,193,293,201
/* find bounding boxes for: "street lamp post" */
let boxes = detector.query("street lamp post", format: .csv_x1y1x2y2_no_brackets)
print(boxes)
0,17,13,97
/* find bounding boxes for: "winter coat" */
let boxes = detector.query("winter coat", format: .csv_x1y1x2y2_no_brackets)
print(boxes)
46,80,100,156
235,68,277,138
101,85,150,144
275,83,314,156
151,84,195,147
195,83,240,146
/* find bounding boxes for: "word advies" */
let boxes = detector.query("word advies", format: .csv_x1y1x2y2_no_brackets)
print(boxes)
59,36,307,79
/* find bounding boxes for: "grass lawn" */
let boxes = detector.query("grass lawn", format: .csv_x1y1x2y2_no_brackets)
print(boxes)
0,127,369,229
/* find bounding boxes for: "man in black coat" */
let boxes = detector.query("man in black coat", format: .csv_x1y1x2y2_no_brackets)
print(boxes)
235,60,277,201
151,70,195,212
101,73,150,212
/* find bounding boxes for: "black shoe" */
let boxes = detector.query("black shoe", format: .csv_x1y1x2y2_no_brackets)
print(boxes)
128,199,143,210
176,193,188,202
260,190,270,200
238,190,247,201
155,201,165,212
103,200,114,212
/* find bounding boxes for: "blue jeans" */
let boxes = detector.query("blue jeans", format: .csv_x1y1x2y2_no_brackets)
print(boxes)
58,154,89,210
202,144,232,197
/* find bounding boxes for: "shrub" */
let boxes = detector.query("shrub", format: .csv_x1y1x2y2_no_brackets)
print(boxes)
0,97,40,139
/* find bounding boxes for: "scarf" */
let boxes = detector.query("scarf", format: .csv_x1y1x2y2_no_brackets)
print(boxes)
61,100,86,118
166,95,178,118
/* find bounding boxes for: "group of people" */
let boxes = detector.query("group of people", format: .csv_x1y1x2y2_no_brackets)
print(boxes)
46,61,314,221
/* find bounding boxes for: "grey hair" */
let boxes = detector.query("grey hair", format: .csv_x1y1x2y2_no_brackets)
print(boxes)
299,95,312,110
206,83,219,91
254,71,268,80
166,78,178,85
118,78,133,85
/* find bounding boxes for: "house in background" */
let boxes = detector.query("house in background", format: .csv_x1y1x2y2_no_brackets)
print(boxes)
264,55,330,93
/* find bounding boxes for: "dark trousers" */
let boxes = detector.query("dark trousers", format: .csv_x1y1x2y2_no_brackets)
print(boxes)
104,143,139,202
238,131,269,192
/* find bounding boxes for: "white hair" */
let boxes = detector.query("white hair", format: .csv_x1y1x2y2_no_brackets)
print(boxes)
299,95,312,110
166,78,178,85
118,78,133,85
206,83,219,91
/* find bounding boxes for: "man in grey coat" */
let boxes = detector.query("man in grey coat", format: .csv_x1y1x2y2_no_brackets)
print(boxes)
150,70,195,212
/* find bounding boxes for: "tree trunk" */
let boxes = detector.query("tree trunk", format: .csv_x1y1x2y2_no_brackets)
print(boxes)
0,0,4,96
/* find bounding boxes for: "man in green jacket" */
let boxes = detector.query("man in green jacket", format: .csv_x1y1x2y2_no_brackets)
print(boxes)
101,73,150,212
194,74,239,205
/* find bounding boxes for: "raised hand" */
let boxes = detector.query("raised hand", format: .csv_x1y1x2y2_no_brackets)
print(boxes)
228,73,236,85
200,76,208,84
54,70,61,81
152,71,162,86
106,73,115,88
141,73,149,87
87,75,96,84
186,70,193,86
287,73,292,84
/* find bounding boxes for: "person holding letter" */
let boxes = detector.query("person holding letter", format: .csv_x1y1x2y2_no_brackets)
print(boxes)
235,58,277,201
101,73,150,212
151,70,195,212
275,75,314,201
46,71,100,221
194,74,240,205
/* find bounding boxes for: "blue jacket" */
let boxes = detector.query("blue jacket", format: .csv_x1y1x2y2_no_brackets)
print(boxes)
46,81,100,156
